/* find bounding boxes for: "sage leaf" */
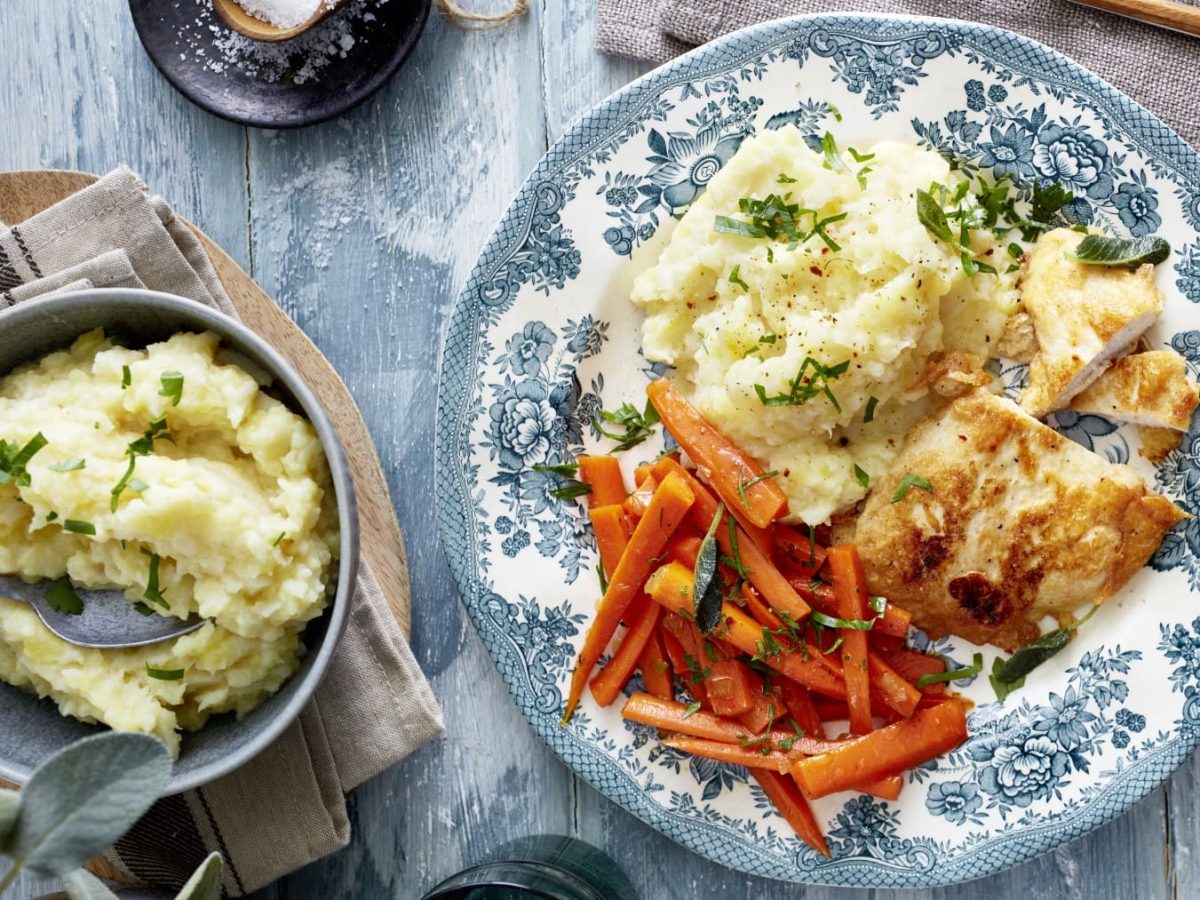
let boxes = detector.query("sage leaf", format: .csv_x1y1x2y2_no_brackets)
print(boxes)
5,732,170,879
0,789,18,846
63,867,120,900
175,852,224,900
993,627,1072,683
693,503,726,634
1067,234,1170,267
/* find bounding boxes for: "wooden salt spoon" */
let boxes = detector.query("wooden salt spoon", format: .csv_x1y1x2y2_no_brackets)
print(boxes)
211,0,348,41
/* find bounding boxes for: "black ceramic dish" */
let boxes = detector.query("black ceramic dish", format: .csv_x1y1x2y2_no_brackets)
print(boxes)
128,0,431,128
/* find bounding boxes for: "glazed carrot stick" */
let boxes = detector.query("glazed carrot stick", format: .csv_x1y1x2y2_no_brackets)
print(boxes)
578,455,627,507
651,457,810,622
867,651,922,719
589,505,631,580
661,736,794,773
660,620,709,706
881,648,947,695
859,775,904,801
751,770,829,857
795,578,912,639
623,472,658,517
827,545,872,735
620,692,845,755
638,632,674,701
741,582,784,630
774,526,827,579
777,679,823,739
667,534,702,569
634,462,653,485
563,472,695,722
645,562,845,698
791,700,969,799
705,659,758,717
647,378,789,528
589,595,663,707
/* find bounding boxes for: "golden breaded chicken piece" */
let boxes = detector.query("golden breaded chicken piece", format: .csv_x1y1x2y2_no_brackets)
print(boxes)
1069,349,1199,431
1020,228,1164,418
855,389,1186,650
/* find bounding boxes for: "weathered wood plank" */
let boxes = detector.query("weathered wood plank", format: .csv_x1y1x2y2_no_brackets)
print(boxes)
245,4,574,897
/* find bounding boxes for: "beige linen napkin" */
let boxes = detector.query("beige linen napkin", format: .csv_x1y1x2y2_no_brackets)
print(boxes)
0,168,444,897
596,0,1200,149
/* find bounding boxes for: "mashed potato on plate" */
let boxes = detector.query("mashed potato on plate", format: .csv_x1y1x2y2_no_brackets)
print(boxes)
632,127,1018,524
0,330,338,753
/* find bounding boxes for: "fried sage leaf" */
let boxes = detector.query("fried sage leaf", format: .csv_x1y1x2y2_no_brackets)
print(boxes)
693,502,726,634
1067,234,1170,267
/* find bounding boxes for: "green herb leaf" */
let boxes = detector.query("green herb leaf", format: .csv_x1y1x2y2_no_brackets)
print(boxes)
46,512,58,523
853,464,869,489
532,462,580,477
158,372,184,407
0,732,170,882
809,611,877,631
728,265,750,291
754,356,850,411
1028,180,1074,235
175,852,224,900
140,549,168,610
145,665,185,681
916,652,983,689
132,602,155,617
993,606,1098,689
48,458,85,473
916,188,955,244
821,132,850,174
714,215,767,238
863,396,878,423
63,520,96,536
46,579,84,615
891,473,933,503
682,701,702,719
594,400,660,453
735,470,779,510
0,788,18,844
272,532,286,547
112,416,172,511
1067,234,1171,268
0,433,48,487
550,481,592,500
597,562,609,595
758,334,777,345
990,656,1025,703
692,503,726,634
713,193,844,251
120,365,131,390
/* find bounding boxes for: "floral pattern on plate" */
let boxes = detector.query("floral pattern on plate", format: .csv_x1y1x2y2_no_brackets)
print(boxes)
436,15,1200,887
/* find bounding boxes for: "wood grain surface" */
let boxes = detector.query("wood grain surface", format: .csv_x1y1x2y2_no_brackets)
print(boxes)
0,1,1195,898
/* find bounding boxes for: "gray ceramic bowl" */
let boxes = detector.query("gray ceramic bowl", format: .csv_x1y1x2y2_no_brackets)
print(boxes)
0,289,357,794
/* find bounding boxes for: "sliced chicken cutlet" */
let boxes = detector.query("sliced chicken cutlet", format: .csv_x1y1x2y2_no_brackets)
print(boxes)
1020,228,1164,419
1069,349,1199,431
854,389,1186,651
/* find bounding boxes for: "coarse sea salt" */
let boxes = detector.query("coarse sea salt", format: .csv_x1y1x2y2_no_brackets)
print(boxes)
234,0,336,30
175,0,388,85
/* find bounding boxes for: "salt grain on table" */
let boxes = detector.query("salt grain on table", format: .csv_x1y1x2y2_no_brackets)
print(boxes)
176,0,388,85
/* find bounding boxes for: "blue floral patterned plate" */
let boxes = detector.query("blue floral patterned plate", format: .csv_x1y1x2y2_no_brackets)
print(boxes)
435,14,1200,887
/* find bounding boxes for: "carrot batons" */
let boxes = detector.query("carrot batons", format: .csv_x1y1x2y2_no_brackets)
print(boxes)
578,455,627,507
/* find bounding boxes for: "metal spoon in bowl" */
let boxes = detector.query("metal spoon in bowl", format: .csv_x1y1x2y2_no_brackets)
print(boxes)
0,575,203,649
211,0,349,42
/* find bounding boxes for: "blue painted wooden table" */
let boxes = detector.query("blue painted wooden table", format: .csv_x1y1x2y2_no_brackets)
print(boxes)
1,2,1197,897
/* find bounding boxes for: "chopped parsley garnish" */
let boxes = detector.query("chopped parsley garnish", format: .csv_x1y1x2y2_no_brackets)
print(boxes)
550,481,592,500
132,602,155,617
821,132,850,175
853,464,869,489
776,173,797,184
1025,180,1074,240
809,611,878,631
0,433,48,487
49,458,86,472
713,193,847,252
753,357,850,411
735,470,778,510
682,701,702,719
916,652,983,689
158,371,185,406
532,462,580,477
863,395,878,423
121,365,132,390
146,665,185,681
891,473,933,503
63,519,96,536
46,512,58,522
594,400,660,452
728,265,750,291
46,579,84,615
722,513,753,580
111,416,173,511
597,562,609,595
140,549,169,610
272,532,286,547
758,334,778,345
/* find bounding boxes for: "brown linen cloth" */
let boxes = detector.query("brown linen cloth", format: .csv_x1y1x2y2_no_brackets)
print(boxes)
0,168,444,896
596,0,1200,149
